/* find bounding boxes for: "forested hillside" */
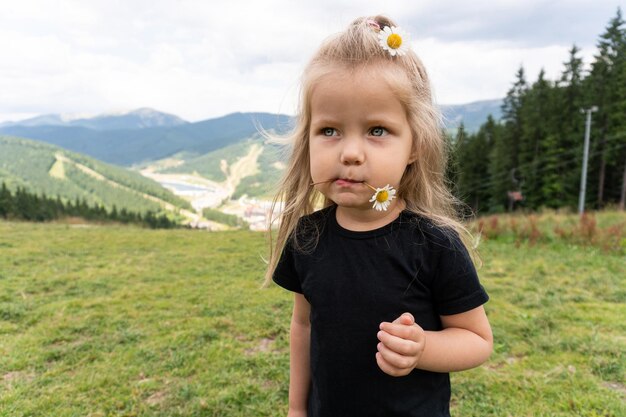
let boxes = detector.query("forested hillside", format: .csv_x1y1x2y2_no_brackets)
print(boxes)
0,136,192,215
0,182,178,228
452,9,626,214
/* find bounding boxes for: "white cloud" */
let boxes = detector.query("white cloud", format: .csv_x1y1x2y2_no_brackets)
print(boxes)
0,0,622,123
418,38,597,104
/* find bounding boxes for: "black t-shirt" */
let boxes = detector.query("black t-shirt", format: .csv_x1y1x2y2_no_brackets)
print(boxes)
273,205,489,417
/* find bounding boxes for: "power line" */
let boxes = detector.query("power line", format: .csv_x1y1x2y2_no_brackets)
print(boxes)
453,131,625,190
461,141,626,196
454,131,626,191
456,140,626,196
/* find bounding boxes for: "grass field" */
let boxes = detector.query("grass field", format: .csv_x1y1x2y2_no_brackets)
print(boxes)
0,211,625,416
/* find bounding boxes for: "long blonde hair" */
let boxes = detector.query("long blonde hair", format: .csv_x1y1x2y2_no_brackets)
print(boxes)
263,15,480,287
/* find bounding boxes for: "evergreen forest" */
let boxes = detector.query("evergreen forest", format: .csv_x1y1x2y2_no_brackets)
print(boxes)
451,9,626,215
0,182,178,229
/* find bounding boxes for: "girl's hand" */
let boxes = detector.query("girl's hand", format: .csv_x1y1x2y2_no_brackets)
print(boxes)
376,312,425,377
287,409,307,417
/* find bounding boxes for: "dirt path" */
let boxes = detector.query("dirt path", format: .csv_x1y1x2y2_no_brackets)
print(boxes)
223,143,263,193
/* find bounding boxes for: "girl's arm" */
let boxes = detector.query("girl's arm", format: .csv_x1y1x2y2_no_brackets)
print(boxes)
420,306,493,372
287,293,311,416
376,306,492,375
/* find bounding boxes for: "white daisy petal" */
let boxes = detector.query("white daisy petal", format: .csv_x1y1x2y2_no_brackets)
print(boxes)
369,184,396,211
375,25,411,57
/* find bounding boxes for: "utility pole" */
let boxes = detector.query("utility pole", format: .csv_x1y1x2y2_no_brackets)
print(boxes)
578,106,598,215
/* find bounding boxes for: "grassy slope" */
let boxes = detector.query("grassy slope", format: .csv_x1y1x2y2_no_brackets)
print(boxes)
0,135,193,213
0,217,624,416
160,138,286,200
160,140,254,182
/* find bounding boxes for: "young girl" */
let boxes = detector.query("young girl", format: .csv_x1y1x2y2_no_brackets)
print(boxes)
265,15,492,417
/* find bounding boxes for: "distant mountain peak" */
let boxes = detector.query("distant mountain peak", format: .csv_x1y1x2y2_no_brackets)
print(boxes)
440,98,503,133
87,108,189,129
1,108,189,130
99,107,175,117
130,107,161,115
58,112,98,122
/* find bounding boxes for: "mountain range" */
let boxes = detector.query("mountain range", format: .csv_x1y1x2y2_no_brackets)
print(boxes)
0,111,292,167
2,100,501,133
0,100,502,227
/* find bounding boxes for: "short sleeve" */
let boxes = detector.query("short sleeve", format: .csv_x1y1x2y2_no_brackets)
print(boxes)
272,237,303,293
431,230,489,316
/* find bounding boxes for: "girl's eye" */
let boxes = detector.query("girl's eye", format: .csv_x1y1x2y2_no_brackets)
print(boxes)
370,126,388,137
321,128,337,136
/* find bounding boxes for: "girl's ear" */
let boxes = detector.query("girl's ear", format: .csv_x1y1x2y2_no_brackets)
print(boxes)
407,144,419,165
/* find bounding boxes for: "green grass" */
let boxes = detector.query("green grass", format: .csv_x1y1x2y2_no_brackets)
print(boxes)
454,238,625,416
0,216,625,416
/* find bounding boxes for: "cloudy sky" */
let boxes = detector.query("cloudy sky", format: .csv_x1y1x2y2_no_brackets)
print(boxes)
0,0,623,123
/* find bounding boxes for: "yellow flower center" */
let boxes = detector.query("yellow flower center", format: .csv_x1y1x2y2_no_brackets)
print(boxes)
376,190,389,203
387,34,402,49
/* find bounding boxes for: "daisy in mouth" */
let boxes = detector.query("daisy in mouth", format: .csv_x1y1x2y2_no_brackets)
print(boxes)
310,179,397,211
365,183,396,211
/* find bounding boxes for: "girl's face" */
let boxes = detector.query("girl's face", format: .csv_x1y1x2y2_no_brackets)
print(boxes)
309,68,416,216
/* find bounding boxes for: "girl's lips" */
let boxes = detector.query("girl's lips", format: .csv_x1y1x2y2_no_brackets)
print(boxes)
335,179,363,187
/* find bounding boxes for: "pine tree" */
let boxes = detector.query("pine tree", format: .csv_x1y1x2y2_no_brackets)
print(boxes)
502,67,528,170
110,205,119,221
556,45,586,209
490,67,527,211
617,42,626,209
55,195,65,217
588,8,626,208
14,187,32,220
446,123,464,199
0,182,13,219
456,119,496,215
519,69,554,209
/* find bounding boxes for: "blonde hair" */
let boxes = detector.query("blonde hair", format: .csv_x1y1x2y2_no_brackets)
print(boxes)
263,15,480,287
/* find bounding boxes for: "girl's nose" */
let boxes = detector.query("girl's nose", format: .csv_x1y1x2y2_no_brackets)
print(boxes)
340,136,365,166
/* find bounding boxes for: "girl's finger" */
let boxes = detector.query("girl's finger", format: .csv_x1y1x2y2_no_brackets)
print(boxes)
379,322,423,341
377,341,415,370
392,312,415,325
375,352,406,377
377,330,419,356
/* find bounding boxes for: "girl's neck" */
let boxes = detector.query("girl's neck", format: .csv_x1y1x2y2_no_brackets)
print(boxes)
335,199,406,232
